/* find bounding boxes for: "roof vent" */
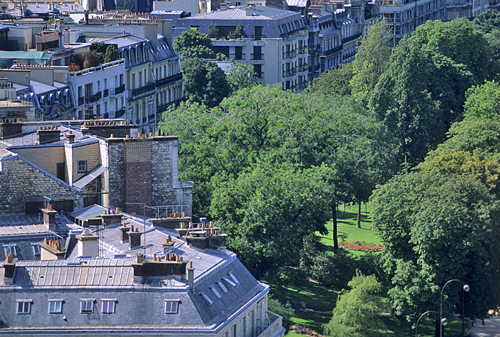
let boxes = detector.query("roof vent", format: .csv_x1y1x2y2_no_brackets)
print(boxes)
245,6,254,16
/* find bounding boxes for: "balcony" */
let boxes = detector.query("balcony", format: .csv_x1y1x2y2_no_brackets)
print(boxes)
283,51,297,60
115,84,125,95
115,108,125,118
130,82,156,99
103,89,109,98
257,311,284,337
156,73,183,88
284,68,297,78
298,47,309,55
342,33,362,44
251,53,264,60
323,45,343,56
297,64,308,73
89,92,102,103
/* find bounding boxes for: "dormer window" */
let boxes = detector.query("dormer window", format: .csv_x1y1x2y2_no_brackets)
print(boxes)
80,299,94,314
165,300,179,314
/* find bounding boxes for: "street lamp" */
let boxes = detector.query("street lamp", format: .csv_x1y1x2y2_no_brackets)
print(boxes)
416,310,439,337
440,279,470,337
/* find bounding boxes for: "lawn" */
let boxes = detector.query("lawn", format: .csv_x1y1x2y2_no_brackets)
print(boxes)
267,203,466,337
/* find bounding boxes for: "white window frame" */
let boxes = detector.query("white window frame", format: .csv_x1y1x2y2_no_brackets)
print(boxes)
210,285,222,299
31,243,41,256
217,281,228,293
16,300,32,314
200,292,213,306
229,272,239,285
164,300,179,314
77,160,87,173
3,244,17,257
80,299,94,314
48,300,63,314
101,299,116,314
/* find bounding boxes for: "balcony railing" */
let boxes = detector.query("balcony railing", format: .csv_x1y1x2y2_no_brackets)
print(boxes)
131,82,156,98
324,45,343,56
298,47,309,54
283,51,297,60
257,311,284,337
342,33,362,44
103,89,109,97
251,53,264,60
89,92,102,103
115,84,125,95
284,68,297,78
156,73,183,88
115,108,125,118
148,114,155,121
297,64,309,72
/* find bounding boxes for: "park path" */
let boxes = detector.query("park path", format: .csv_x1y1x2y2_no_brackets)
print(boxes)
468,316,500,337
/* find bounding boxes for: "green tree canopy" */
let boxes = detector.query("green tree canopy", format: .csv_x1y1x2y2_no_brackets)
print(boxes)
473,9,500,60
350,19,392,102
104,44,120,64
173,28,213,60
371,171,500,320
225,59,258,93
369,18,498,165
181,57,230,108
324,271,386,337
307,62,354,97
464,81,500,122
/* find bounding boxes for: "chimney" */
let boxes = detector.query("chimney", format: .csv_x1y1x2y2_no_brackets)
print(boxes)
76,229,99,258
129,227,142,249
187,261,194,291
132,253,187,284
3,252,17,284
101,209,124,227
119,223,131,243
37,126,61,144
162,236,175,252
42,204,57,231
40,238,67,260
0,122,23,139
66,130,75,143
245,6,254,16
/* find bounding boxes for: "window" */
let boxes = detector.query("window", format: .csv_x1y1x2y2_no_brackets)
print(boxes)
17,300,31,314
3,244,17,257
229,272,239,285
101,299,116,314
48,300,63,314
164,300,179,314
217,281,228,293
77,160,87,173
31,244,40,256
80,299,94,314
223,276,236,288
200,292,213,306
210,285,221,298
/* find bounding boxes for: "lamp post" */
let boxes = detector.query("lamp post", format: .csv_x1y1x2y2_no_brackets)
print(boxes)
416,310,439,337
440,279,470,337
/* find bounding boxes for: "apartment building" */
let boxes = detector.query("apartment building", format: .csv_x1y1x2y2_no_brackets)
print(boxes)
378,0,446,45
174,5,315,90
67,19,183,133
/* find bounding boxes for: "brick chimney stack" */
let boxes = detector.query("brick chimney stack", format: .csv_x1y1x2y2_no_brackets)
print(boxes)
119,223,131,243
40,238,66,260
129,226,142,249
76,229,99,258
42,204,57,231
3,252,17,284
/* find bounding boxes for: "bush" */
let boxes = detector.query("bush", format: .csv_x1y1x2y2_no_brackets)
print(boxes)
268,295,295,331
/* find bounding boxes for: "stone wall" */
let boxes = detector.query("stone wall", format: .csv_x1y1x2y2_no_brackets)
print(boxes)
107,139,126,210
0,154,82,214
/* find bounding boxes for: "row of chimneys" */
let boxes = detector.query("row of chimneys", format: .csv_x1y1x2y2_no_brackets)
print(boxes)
82,121,123,127
132,254,195,289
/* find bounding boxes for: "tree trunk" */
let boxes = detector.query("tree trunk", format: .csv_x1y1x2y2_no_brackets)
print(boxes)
356,200,362,229
332,200,338,251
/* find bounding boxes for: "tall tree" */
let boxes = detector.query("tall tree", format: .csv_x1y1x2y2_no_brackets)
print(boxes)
473,9,500,60
211,160,330,279
104,44,120,64
181,57,230,108
463,81,500,122
371,172,500,321
350,19,392,103
173,28,213,60
324,271,387,337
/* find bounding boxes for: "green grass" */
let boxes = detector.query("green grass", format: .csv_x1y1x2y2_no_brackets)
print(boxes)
269,204,465,336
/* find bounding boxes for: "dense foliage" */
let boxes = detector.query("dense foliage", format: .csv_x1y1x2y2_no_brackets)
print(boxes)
173,28,214,60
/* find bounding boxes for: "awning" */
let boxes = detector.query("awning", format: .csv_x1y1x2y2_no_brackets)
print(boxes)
72,165,108,190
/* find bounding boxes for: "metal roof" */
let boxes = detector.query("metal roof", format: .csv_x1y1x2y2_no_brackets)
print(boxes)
72,165,108,190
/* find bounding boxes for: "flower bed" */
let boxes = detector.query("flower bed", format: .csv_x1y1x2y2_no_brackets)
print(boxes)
340,240,383,252
291,324,326,337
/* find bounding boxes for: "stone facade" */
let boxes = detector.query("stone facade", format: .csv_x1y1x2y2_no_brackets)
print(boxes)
107,135,193,217
0,153,82,214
